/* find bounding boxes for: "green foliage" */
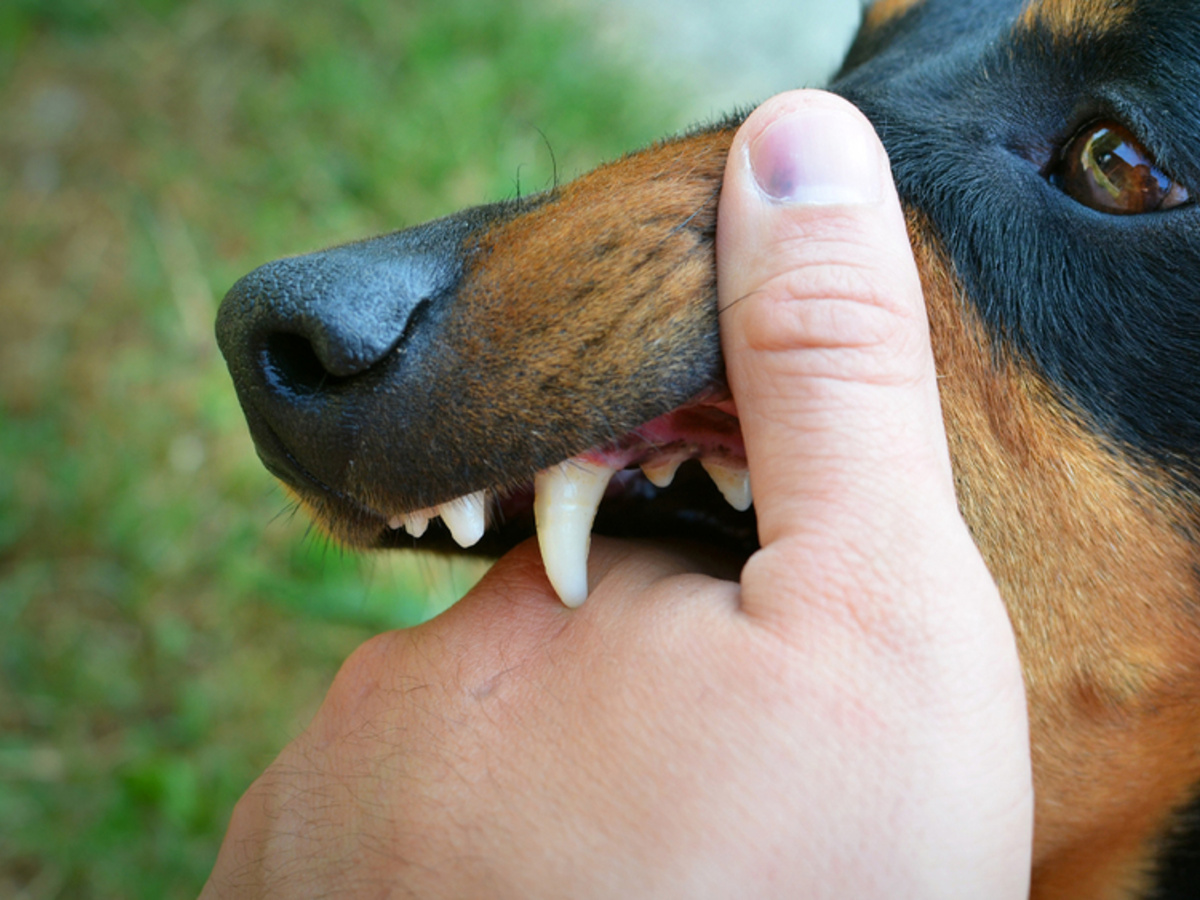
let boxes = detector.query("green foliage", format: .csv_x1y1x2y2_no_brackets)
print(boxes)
0,1,685,895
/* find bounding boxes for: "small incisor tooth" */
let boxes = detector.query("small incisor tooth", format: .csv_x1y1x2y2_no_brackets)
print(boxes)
701,460,752,511
439,492,487,548
534,460,617,608
641,458,682,488
404,511,431,538
390,510,432,537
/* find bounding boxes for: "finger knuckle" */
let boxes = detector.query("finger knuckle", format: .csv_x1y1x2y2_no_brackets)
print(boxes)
737,277,927,388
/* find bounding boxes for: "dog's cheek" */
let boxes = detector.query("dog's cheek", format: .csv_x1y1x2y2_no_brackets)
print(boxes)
912,217,1200,896
423,129,737,478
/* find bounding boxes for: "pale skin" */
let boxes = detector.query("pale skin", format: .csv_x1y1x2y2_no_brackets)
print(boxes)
203,91,1034,899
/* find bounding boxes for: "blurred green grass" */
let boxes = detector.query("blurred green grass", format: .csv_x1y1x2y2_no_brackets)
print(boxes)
0,1,685,895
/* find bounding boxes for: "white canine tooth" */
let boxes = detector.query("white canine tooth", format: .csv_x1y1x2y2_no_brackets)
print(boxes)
404,511,431,538
701,460,753,512
641,458,682,488
534,460,617,608
438,491,487,548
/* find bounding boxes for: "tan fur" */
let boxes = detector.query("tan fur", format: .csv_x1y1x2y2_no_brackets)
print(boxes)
434,131,735,470
864,0,928,29
913,219,1200,898
1017,0,1134,39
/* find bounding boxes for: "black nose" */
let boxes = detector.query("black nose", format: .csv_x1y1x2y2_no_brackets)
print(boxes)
215,215,472,491
218,218,471,389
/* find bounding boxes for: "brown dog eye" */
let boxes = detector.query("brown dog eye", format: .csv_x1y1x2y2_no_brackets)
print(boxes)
1051,121,1190,214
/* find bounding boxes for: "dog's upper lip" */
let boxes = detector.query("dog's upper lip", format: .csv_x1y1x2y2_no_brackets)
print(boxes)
231,383,758,606
374,388,745,522
259,381,748,537
366,387,751,605
243,410,389,526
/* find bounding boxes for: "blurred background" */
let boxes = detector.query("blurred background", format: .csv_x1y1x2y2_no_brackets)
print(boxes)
0,0,857,896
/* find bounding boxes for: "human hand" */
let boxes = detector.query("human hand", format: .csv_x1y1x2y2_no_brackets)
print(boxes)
203,91,1033,899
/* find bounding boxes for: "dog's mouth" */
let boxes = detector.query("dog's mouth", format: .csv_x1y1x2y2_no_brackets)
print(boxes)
220,126,741,607
363,389,754,606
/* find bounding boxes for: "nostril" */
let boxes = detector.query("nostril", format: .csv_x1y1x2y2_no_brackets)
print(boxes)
261,332,349,396
218,217,471,407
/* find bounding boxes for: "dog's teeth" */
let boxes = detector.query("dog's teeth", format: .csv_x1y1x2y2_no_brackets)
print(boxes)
404,511,431,538
534,460,617,608
388,516,404,530
439,492,487,548
641,458,682,488
701,460,752,512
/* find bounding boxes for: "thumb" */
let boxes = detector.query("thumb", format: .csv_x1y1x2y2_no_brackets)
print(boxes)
717,90,956,566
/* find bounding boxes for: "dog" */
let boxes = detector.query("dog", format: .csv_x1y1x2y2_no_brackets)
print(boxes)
214,0,1200,895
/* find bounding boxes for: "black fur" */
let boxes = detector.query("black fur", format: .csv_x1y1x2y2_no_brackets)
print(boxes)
836,0,1200,485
